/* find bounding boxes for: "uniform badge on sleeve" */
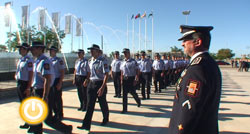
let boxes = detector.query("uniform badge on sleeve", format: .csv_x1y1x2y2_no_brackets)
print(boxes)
60,60,64,65
185,80,200,97
28,62,33,67
191,57,202,65
44,63,50,70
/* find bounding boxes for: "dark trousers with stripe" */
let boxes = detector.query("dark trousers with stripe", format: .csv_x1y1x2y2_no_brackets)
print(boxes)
75,75,87,109
153,70,164,92
17,80,29,102
82,80,109,130
122,76,141,111
140,72,151,98
51,78,63,118
112,72,121,97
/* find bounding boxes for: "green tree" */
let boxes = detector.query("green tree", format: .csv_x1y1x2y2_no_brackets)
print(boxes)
216,48,235,60
6,25,65,52
0,44,7,52
170,46,184,56
209,52,217,60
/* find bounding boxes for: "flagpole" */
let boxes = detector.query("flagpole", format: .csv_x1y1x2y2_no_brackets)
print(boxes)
152,15,154,58
82,17,84,49
27,4,30,44
126,14,129,48
139,18,141,53
144,12,147,51
71,15,73,52
132,17,135,57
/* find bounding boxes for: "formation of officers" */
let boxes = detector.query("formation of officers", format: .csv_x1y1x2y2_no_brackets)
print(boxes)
15,24,221,134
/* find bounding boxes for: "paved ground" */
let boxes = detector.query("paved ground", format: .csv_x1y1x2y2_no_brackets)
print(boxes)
0,67,250,134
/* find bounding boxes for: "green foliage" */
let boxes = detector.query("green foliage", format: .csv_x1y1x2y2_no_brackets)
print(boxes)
5,25,65,52
209,52,217,60
216,48,235,60
0,44,7,52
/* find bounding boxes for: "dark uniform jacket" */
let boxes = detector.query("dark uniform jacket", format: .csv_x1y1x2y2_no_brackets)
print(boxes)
169,52,222,134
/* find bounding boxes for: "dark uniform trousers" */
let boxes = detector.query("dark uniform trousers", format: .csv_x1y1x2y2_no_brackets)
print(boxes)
51,78,63,119
122,76,141,111
153,70,164,92
17,80,29,102
112,71,121,97
140,72,151,99
29,88,71,133
82,80,109,130
75,75,87,109
172,69,177,85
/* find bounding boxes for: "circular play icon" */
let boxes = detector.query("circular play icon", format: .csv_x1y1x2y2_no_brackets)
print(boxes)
19,97,48,125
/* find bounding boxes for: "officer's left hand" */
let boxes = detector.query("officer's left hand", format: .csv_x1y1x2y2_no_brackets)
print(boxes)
97,86,105,97
161,73,164,77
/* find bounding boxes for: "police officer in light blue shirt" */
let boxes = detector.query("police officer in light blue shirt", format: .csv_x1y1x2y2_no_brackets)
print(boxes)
152,53,165,93
110,51,122,98
78,44,109,131
49,45,65,120
16,43,33,129
120,48,141,114
29,41,72,134
138,51,152,99
73,49,90,111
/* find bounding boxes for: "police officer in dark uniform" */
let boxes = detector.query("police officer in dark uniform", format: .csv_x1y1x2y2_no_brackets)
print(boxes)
77,44,109,131
49,46,65,120
29,41,72,134
16,43,33,129
120,48,141,113
110,51,122,98
73,49,90,111
152,53,165,93
169,25,221,134
138,51,152,99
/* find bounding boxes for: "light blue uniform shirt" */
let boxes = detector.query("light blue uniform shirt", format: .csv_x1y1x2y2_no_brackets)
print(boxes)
120,58,138,77
75,58,90,76
111,59,122,72
168,60,173,69
50,56,65,78
173,60,178,69
32,54,55,89
16,55,33,81
138,58,152,73
152,59,165,70
89,56,109,81
163,59,169,71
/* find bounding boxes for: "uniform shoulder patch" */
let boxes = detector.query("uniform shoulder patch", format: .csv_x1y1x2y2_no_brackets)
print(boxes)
185,79,200,97
191,57,202,66
28,62,33,67
44,63,50,70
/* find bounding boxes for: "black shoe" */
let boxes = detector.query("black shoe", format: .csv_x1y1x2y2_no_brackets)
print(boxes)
154,90,157,93
137,101,141,107
78,107,83,111
121,110,127,114
65,125,73,133
27,128,34,133
82,107,86,111
159,90,162,93
28,128,42,134
77,125,90,131
117,95,121,98
100,119,109,126
20,123,29,129
142,97,146,100
113,95,118,98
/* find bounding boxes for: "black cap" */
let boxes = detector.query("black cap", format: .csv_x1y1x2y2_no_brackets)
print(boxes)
140,51,146,54
48,46,58,51
78,49,85,53
31,41,45,48
162,53,167,56
114,51,119,54
87,44,100,50
122,48,130,53
178,25,213,41
16,43,30,49
135,53,139,56
154,53,160,56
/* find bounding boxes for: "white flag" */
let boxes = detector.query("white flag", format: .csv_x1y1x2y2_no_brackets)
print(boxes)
22,6,28,29
65,15,71,34
76,18,82,36
52,12,59,29
4,2,12,27
38,9,46,30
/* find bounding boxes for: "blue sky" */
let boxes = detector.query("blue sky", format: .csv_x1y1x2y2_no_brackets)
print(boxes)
0,0,250,57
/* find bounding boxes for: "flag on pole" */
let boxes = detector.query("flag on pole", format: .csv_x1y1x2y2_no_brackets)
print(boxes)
131,14,134,20
52,12,59,29
38,9,46,30
4,2,12,27
148,12,153,18
182,10,191,15
22,6,28,29
65,15,72,34
76,18,82,36
141,12,146,18
135,13,140,19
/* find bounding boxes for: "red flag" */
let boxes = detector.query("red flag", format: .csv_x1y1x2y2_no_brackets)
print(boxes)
135,13,140,19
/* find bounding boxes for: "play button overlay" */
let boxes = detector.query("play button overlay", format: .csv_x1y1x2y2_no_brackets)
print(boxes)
19,97,48,125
